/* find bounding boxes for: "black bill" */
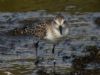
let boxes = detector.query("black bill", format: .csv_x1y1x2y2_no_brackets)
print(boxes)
59,26,62,35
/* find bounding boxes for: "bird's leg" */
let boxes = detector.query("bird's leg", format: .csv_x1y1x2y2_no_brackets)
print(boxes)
34,41,39,57
52,44,56,74
53,59,56,75
34,41,39,67
52,44,56,54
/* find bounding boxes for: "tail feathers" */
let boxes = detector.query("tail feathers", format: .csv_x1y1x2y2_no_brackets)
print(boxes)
8,27,30,36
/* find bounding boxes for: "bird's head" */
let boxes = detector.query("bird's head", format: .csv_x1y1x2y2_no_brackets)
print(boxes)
53,14,68,35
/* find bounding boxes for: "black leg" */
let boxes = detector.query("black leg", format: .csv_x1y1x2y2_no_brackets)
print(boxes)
34,41,39,57
52,44,56,54
34,41,39,67
53,59,56,75
52,44,56,75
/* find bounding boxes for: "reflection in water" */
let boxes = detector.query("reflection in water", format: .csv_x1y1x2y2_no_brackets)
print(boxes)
0,12,100,75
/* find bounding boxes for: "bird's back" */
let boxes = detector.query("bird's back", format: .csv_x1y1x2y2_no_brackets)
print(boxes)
8,19,52,39
8,14,69,43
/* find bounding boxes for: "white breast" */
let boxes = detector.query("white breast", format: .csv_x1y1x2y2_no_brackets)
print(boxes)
44,28,62,41
44,26,69,41
45,30,54,41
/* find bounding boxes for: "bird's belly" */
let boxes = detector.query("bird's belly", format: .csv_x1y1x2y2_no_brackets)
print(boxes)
44,34,58,41
44,31,62,42
44,28,69,42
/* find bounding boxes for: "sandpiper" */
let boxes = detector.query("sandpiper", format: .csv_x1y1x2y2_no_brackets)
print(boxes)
12,14,69,43
10,14,69,66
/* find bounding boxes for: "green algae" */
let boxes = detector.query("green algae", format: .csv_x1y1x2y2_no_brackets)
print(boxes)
0,0,100,12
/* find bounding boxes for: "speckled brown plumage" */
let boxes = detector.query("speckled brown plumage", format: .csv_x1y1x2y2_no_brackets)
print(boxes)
9,14,69,42
29,22,47,38
10,20,51,39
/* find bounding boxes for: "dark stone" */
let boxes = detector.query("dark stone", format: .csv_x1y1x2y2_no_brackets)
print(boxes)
94,17,100,26
62,56,70,62
36,69,49,75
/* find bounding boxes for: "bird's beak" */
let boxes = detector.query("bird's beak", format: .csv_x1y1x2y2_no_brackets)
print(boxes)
59,26,62,35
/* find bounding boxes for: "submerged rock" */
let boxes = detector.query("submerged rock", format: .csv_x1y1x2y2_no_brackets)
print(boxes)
94,17,100,26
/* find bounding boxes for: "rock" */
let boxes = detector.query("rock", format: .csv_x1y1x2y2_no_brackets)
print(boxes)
94,17,100,26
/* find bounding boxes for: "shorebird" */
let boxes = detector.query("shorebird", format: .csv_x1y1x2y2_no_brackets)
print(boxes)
12,14,69,42
10,14,69,66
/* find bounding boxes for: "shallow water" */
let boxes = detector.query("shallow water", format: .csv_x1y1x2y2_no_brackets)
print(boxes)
0,12,100,75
